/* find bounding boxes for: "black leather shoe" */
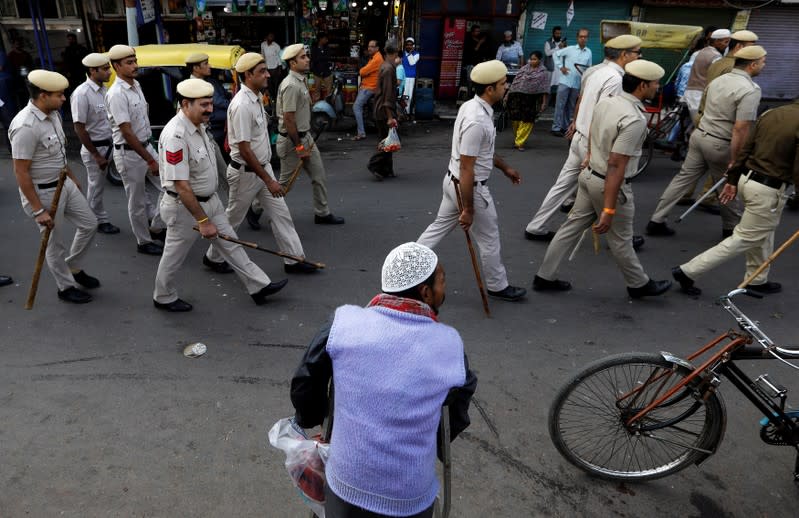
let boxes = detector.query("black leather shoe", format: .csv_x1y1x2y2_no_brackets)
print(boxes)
149,228,167,242
525,230,556,242
72,270,100,289
627,279,672,299
137,242,163,255
560,201,574,214
0,275,13,287
746,281,782,294
632,235,645,252
246,206,262,230
646,221,675,236
153,298,193,312
314,214,345,225
251,279,288,304
58,286,92,304
97,222,120,234
487,285,527,301
672,266,701,295
203,255,234,274
284,262,319,274
722,228,734,239
532,275,572,292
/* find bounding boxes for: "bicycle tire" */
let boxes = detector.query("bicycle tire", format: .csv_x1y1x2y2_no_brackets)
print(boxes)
629,135,654,180
549,352,725,481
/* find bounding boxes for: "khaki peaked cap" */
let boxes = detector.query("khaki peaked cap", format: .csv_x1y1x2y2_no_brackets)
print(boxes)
605,35,642,49
177,78,214,99
731,30,758,42
624,59,665,81
108,44,136,61
235,52,265,72
28,69,69,92
734,45,766,60
185,52,210,65
82,53,109,68
470,60,507,85
282,43,305,61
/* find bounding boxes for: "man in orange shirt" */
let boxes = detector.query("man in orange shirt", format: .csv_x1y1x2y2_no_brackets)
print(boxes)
352,40,383,141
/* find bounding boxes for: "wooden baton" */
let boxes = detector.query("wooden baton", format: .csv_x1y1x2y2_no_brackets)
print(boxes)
192,227,325,269
282,138,317,195
452,180,491,317
738,229,799,289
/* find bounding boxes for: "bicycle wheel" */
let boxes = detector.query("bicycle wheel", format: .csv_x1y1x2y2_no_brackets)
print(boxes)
549,352,725,481
629,135,654,180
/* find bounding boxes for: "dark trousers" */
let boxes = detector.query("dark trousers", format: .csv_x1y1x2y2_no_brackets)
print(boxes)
267,67,283,102
324,484,435,518
367,120,394,177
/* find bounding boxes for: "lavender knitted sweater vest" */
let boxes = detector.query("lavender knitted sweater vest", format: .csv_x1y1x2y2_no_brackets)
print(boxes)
325,304,466,516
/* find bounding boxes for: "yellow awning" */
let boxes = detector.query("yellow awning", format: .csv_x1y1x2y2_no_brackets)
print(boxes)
601,21,703,50
133,44,245,70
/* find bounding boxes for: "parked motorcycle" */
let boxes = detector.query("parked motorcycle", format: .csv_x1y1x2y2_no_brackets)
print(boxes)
311,72,374,137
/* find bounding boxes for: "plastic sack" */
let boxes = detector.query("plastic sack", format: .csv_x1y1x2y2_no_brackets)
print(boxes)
269,417,330,517
378,127,402,152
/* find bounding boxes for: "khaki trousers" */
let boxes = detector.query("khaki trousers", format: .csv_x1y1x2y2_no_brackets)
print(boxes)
681,173,789,286
21,178,97,291
277,134,330,217
537,169,649,289
650,131,741,231
417,175,509,292
154,193,271,304
80,144,111,224
114,144,164,244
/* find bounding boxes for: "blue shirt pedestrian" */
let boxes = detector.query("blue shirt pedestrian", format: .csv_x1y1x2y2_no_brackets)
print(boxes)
554,44,592,89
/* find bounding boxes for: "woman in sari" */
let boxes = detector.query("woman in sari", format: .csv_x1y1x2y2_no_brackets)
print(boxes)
506,51,550,151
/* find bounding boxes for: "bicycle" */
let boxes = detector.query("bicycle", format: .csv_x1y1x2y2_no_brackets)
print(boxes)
632,99,692,179
548,288,799,482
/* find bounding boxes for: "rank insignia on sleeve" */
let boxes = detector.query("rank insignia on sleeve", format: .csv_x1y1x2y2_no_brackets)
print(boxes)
165,149,183,165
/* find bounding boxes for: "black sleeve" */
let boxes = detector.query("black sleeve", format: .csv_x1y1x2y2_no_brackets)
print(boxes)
437,354,478,460
290,319,334,429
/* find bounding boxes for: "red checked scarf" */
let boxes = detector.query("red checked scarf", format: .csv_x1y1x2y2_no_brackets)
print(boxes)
367,294,438,322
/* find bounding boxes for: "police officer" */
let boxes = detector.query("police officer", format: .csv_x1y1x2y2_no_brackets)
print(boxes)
646,45,765,239
205,52,316,274
276,43,344,225
9,70,99,303
106,44,165,255
153,79,288,312
533,60,672,299
672,98,799,296
71,52,119,234
417,60,527,302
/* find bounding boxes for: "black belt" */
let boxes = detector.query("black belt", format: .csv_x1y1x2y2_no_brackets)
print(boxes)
447,171,487,186
230,159,266,173
92,139,112,147
114,141,148,150
37,180,59,189
590,169,631,184
698,128,731,143
279,131,306,138
166,190,212,203
747,170,790,190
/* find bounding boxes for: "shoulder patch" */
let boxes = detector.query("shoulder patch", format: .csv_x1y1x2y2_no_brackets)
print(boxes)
166,149,183,165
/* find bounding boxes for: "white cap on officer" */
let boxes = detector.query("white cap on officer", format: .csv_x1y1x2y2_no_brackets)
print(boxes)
710,29,731,40
282,43,305,62
108,44,136,61
381,242,438,293
82,53,109,68
235,52,265,73
185,52,209,65
28,70,69,92
470,60,507,85
734,45,766,60
177,78,214,99
605,35,642,49
625,60,665,81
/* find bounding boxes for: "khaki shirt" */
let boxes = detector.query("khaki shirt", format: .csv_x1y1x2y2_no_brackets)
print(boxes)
588,92,647,179
699,68,760,140
686,46,721,92
227,83,272,165
106,78,152,145
449,96,496,182
705,56,734,87
158,111,218,197
71,78,112,143
9,101,67,183
277,70,311,134
574,61,623,137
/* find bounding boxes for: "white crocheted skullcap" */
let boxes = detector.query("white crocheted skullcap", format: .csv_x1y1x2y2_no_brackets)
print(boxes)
710,29,731,40
381,242,438,293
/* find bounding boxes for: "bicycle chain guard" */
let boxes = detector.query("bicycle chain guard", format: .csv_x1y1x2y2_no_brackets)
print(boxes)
759,411,799,446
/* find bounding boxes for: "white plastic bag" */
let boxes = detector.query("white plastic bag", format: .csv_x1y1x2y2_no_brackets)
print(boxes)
268,417,330,517
378,127,402,152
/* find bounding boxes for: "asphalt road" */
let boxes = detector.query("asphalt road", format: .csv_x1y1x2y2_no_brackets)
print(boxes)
1,120,798,517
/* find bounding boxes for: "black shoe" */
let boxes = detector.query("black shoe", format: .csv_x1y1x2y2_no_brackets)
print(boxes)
646,221,675,237
0,275,13,287
314,214,345,225
72,270,100,289
746,281,782,294
627,279,672,299
525,230,556,242
246,206,262,230
487,285,527,301
150,228,167,242
203,255,234,274
722,228,734,239
284,262,319,274
532,275,572,292
559,201,574,214
58,286,92,304
97,222,120,234
370,169,384,181
632,235,645,252
137,242,163,255
671,266,701,296
251,279,289,305
153,298,193,312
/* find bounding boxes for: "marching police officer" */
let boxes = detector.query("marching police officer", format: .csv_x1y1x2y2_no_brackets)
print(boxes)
106,44,165,255
9,70,99,303
71,52,119,234
153,79,288,312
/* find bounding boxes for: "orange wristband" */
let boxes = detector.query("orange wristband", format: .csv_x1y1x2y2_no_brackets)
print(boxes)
295,144,305,152
602,207,616,215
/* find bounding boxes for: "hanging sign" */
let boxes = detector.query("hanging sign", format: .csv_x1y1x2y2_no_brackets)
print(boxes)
439,18,467,98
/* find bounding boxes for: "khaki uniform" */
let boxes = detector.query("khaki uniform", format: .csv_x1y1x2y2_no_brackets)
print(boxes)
9,101,97,291
681,100,799,285
417,96,510,292
537,93,650,288
153,111,273,304
207,84,305,265
71,78,113,223
191,73,229,199
650,69,760,231
106,77,164,245
276,70,331,217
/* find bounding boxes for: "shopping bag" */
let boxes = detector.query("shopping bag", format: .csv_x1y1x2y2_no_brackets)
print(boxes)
378,127,402,152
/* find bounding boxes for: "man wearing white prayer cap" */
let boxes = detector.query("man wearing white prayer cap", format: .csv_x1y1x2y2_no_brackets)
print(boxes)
683,28,731,120
290,241,477,516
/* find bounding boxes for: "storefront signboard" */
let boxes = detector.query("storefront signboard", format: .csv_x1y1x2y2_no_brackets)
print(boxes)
438,18,466,98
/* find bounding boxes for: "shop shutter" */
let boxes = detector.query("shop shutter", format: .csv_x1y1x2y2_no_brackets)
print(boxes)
522,0,632,63
745,6,799,100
